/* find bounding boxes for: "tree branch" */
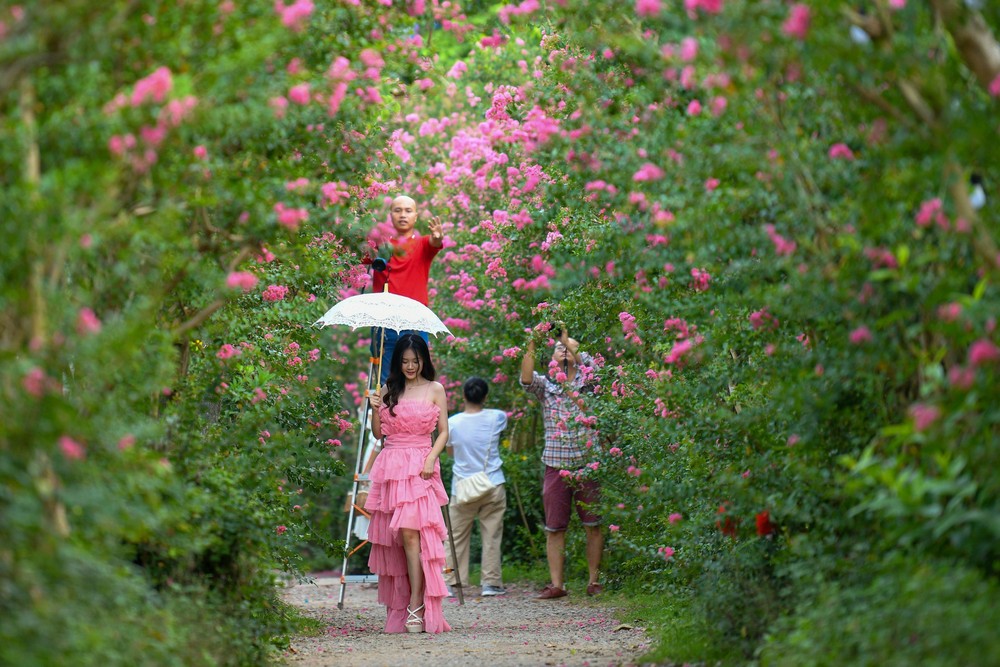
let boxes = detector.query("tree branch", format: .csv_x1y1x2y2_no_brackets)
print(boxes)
929,0,1000,91
172,298,226,338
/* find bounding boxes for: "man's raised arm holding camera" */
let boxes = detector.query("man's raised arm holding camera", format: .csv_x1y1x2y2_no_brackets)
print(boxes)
519,320,605,600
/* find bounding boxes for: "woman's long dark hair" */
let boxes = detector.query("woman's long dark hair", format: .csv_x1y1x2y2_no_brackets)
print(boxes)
384,333,435,415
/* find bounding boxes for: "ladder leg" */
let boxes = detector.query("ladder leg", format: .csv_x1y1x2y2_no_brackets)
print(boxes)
338,354,380,609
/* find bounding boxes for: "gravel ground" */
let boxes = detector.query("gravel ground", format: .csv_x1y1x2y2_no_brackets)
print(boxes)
281,578,655,667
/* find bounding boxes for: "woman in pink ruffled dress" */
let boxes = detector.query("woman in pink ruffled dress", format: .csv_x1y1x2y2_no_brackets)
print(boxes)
365,334,452,634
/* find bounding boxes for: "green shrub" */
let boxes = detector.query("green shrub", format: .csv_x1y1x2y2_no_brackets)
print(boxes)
761,559,1000,667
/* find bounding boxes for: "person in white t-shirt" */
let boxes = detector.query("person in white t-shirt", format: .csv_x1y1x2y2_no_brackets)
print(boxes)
445,377,508,597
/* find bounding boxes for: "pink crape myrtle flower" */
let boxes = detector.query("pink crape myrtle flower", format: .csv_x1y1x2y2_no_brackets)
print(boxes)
23,368,48,397
668,513,683,524
321,181,350,205
783,4,811,40
990,74,1000,97
633,162,665,182
915,198,946,228
829,143,855,160
684,0,723,15
59,435,86,460
968,339,1000,367
274,202,308,231
690,267,711,291
909,403,940,432
635,0,662,18
275,0,313,31
262,284,290,302
764,224,797,256
217,344,240,360
288,83,310,105
849,325,873,345
130,66,173,106
658,546,675,560
77,308,102,335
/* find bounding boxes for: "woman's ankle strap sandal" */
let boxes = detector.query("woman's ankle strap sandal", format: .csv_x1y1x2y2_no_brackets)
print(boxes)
405,604,425,633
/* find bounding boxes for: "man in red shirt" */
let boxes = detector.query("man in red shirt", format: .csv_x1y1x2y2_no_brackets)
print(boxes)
371,195,445,383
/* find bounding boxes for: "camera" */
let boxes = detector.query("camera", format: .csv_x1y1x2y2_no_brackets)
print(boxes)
371,257,388,272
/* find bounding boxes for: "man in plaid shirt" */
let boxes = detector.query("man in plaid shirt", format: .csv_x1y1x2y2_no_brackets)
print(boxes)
520,322,604,600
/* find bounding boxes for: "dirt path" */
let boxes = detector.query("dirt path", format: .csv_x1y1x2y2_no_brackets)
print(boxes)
281,578,653,667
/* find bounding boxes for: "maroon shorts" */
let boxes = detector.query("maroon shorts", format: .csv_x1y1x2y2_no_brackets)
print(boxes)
542,465,601,532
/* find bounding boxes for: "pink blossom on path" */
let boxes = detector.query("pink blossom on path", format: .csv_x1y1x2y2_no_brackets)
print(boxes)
77,308,102,335
635,0,662,17
829,143,855,160
783,4,811,40
968,339,1000,367
59,436,86,460
849,325,873,345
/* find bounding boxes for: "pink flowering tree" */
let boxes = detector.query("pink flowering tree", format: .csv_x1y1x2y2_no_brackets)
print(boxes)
0,0,476,661
324,1,1000,661
4,0,1000,663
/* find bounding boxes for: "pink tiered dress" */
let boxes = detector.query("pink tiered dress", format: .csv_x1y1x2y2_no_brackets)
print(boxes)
364,399,452,633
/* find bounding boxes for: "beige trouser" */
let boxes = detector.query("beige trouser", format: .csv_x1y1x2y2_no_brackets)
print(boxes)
444,483,506,587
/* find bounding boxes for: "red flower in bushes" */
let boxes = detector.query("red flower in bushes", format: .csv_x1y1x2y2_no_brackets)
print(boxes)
755,510,775,537
716,503,739,538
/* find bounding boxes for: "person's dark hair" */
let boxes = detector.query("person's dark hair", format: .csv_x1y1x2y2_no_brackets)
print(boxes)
384,333,435,415
462,377,489,405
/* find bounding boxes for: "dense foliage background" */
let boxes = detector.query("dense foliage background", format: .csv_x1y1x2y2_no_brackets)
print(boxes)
2,0,998,664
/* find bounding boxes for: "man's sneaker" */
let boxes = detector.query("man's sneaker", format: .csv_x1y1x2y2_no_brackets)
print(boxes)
481,585,507,596
445,585,457,598
536,584,567,600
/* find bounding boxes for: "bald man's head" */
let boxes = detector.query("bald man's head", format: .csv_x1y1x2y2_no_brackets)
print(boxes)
389,195,418,237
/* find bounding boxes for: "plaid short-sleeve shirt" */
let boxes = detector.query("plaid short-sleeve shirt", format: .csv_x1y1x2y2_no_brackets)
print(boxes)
520,355,597,468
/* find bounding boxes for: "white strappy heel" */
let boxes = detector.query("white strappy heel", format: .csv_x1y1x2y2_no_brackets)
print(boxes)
405,604,425,633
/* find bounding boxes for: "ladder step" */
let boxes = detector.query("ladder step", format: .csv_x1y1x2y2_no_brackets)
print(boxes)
342,574,379,584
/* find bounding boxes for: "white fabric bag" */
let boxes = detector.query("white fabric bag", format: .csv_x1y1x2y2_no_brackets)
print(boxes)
453,470,495,504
